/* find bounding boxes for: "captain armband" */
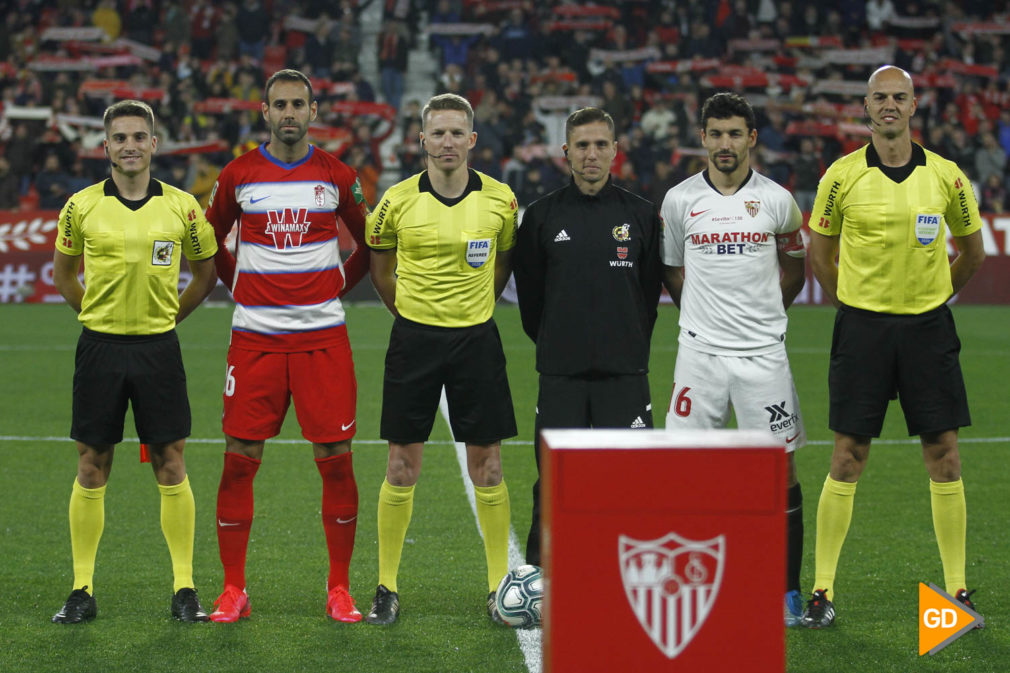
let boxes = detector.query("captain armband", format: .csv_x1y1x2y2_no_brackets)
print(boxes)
776,229,806,258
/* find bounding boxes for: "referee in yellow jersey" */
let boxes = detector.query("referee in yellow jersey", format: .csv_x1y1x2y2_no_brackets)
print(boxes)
364,93,518,625
801,66,986,628
50,100,219,624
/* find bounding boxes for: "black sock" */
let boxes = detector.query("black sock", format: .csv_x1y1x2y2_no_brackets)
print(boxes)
787,482,803,593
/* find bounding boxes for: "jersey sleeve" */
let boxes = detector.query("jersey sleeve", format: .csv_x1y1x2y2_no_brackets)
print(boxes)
808,161,844,236
775,191,806,258
205,164,240,287
366,188,398,250
497,187,518,252
944,165,983,237
659,189,685,267
55,192,84,256
336,170,371,296
180,193,218,261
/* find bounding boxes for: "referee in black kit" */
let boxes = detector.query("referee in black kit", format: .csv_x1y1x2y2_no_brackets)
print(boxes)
512,107,663,566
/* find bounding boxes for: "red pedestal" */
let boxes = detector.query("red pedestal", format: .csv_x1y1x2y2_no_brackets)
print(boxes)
542,429,786,672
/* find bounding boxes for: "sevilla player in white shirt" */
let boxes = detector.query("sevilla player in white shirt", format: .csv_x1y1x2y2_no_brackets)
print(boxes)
205,69,370,624
659,92,808,626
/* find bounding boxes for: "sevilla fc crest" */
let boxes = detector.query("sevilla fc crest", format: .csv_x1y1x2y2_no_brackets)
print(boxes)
744,200,761,217
618,532,725,659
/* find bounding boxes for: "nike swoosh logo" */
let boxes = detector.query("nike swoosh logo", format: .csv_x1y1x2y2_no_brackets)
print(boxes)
336,516,357,524
690,209,710,217
250,195,271,204
341,420,356,431
218,520,240,527
785,433,799,443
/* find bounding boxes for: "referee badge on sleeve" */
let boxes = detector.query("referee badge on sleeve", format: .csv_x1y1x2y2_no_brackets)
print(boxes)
915,214,941,245
152,240,175,265
466,238,491,268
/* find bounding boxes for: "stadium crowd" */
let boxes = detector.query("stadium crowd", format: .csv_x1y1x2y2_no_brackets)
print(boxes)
1,0,1010,213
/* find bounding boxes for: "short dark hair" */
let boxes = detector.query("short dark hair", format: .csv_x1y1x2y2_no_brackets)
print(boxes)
103,99,155,135
264,68,314,104
421,93,474,129
565,107,615,143
700,92,756,132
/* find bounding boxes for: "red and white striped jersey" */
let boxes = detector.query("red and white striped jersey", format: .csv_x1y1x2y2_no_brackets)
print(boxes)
207,143,368,352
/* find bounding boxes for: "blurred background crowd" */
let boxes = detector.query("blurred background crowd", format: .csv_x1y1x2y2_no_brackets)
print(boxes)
1,0,1009,215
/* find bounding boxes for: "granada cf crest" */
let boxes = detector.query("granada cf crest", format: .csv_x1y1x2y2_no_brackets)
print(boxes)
612,223,631,241
744,200,761,217
314,184,326,207
618,532,726,659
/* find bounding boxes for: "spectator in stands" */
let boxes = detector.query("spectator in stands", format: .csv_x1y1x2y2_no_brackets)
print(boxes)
470,146,502,181
975,131,1006,185
237,0,268,63
980,173,1006,214
377,20,409,112
163,1,191,49
793,137,823,213
496,8,533,62
644,157,681,209
0,156,20,209
640,97,679,143
189,0,218,60
91,0,121,42
600,80,634,136
6,122,37,195
35,153,72,210
214,3,240,63
305,15,337,78
124,1,156,45
186,154,221,210
396,119,424,180
866,0,896,32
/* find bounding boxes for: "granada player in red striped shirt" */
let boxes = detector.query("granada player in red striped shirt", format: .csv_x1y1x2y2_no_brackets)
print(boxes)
204,69,370,624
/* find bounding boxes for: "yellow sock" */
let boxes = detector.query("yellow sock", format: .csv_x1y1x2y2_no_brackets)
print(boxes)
159,476,196,593
474,480,511,593
813,476,857,601
930,478,967,594
377,479,414,593
69,479,106,592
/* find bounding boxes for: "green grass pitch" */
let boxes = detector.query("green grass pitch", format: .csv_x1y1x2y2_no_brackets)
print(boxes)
1,302,1007,672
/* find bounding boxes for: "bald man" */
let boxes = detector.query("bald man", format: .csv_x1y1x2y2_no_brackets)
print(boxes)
801,65,986,628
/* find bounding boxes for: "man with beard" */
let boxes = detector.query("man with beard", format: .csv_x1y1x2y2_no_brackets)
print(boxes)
659,92,809,626
204,69,371,624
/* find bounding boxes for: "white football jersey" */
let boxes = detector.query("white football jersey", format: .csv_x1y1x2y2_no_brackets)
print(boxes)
660,170,802,355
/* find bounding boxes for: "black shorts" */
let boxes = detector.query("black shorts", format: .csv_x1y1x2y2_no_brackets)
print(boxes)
380,317,517,445
535,373,653,438
71,328,191,445
828,304,971,438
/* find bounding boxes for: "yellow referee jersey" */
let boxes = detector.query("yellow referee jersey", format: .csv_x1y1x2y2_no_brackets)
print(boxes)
367,169,518,327
55,179,218,334
810,143,982,314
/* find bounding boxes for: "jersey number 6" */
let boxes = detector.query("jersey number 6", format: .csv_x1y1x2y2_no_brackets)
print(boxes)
671,385,692,418
225,365,237,397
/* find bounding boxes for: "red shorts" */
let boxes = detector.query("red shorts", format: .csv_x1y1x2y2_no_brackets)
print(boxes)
222,334,357,444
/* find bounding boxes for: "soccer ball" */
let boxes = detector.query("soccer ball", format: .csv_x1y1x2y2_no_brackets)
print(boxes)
495,564,543,628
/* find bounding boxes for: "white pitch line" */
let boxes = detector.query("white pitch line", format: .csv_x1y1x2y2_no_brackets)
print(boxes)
5,434,1010,448
437,389,542,673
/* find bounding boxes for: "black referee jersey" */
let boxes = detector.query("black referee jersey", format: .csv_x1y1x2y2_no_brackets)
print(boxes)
513,178,662,377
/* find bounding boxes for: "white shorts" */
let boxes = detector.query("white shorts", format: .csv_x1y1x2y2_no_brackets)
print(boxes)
665,345,806,452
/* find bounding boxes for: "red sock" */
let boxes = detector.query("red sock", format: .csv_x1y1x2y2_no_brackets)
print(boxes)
216,451,260,590
315,452,358,590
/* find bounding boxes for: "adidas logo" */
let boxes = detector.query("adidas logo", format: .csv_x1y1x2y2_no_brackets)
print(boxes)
631,416,646,428
554,229,571,242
